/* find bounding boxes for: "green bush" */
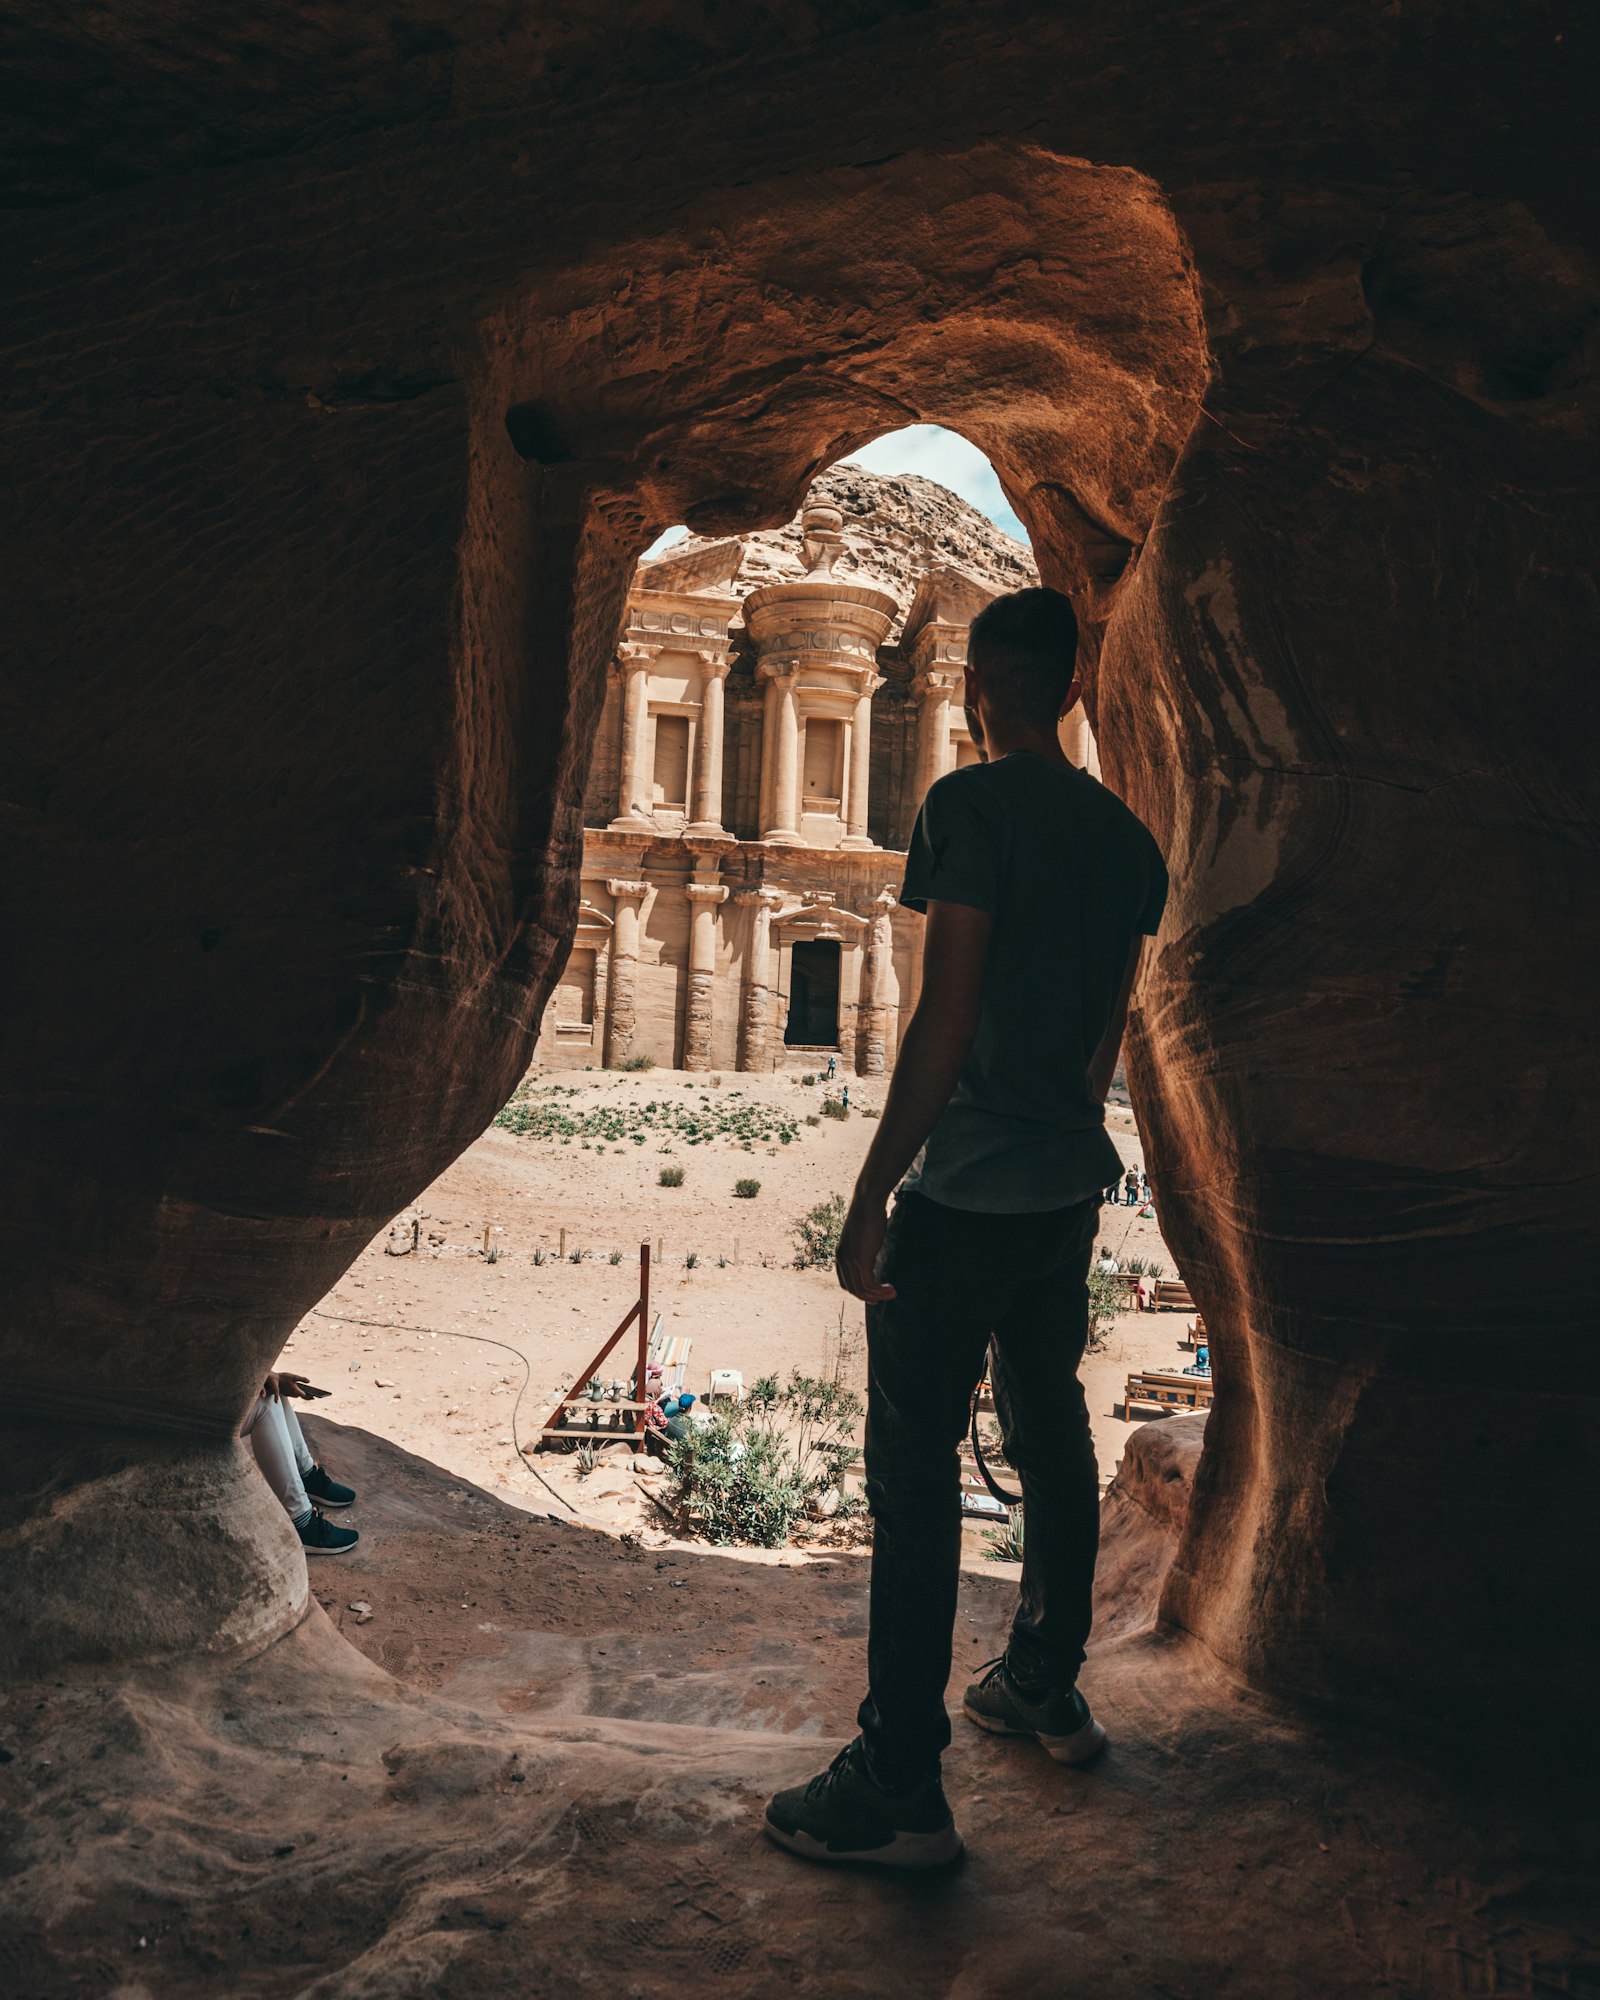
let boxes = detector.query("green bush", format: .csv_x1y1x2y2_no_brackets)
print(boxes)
619,1053,655,1071
984,1510,1026,1563
793,1192,848,1269
659,1165,685,1187
1086,1268,1123,1352
800,1073,816,1086
820,1096,850,1121
733,1178,761,1199
666,1371,863,1548
494,1085,799,1149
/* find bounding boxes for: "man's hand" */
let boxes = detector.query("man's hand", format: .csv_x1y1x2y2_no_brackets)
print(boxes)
831,899,991,1307
269,1370,330,1401
835,1190,897,1304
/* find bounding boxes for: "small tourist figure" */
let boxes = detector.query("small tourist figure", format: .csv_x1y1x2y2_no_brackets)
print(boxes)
841,1084,851,1109
1124,1167,1140,1206
825,1055,837,1081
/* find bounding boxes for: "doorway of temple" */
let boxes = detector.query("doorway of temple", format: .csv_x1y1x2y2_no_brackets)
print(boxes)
785,938,841,1048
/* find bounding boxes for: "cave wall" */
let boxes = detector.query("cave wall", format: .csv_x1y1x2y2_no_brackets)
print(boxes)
1,1,1595,1728
1099,184,1600,1730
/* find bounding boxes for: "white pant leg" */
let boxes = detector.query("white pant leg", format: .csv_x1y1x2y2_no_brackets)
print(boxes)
279,1397,316,1475
242,1392,310,1520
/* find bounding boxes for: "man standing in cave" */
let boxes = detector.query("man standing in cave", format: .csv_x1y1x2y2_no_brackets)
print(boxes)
764,586,1167,1869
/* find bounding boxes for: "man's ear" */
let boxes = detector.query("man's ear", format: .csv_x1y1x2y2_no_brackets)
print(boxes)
1058,675,1084,719
963,662,981,708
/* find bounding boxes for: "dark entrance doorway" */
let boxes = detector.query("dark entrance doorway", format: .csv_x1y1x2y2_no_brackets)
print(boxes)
785,939,841,1047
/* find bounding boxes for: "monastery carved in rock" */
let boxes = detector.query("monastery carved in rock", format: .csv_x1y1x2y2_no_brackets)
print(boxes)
536,465,1096,1074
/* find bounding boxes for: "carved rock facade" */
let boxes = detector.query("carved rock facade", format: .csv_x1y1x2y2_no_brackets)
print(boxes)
537,480,1054,1072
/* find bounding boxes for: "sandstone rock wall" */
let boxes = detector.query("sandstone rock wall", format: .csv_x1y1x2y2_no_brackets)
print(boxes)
1,2,1594,1738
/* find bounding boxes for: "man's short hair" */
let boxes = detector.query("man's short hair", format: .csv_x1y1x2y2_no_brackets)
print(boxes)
967,587,1079,725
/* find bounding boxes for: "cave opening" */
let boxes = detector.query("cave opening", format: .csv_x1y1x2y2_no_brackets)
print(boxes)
312,414,1184,1560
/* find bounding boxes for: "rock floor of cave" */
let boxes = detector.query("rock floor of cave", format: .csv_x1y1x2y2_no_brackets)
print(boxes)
2,1422,1594,2000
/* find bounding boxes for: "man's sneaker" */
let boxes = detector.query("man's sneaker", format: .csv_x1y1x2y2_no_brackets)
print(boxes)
765,1741,963,1869
962,1658,1107,1765
303,1463,356,1508
296,1508,359,1556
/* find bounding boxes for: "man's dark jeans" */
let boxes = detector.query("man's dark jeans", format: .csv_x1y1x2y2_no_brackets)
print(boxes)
856,1187,1102,1785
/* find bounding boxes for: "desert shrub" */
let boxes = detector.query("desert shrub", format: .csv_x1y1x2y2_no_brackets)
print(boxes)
820,1096,850,1120
1123,1254,1148,1276
495,1088,798,1149
659,1165,685,1187
666,1371,863,1548
684,1251,699,1269
793,1192,848,1269
619,1053,655,1071
607,1248,623,1265
799,1073,816,1087
1147,1260,1166,1280
1085,1268,1124,1352
861,1106,879,1118
733,1178,761,1199
984,1510,1026,1563
568,1247,584,1263
805,1113,821,1127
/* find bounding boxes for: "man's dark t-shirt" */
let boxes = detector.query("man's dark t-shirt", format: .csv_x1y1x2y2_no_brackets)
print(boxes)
898,750,1167,1213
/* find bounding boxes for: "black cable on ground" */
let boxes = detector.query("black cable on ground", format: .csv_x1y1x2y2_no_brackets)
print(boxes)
307,1308,579,1515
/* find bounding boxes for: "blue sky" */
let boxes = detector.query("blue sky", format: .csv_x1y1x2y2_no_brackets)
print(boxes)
644,424,1027,557
843,425,1028,541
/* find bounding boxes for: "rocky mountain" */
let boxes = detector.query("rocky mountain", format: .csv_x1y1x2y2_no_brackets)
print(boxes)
640,461,1037,640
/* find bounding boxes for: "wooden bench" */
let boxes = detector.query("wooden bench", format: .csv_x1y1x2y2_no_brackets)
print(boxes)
1151,1278,1196,1312
1122,1369,1214,1420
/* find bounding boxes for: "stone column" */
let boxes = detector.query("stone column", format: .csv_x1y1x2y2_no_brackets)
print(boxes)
682,878,728,1070
1060,698,1092,769
842,681,879,849
913,668,959,801
736,888,784,1072
854,892,896,1074
757,676,778,834
603,878,647,1066
610,648,654,828
687,652,729,834
764,673,801,842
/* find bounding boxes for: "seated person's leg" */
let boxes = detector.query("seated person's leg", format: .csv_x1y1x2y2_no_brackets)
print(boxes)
242,1391,358,1556
245,1391,311,1519
279,1395,356,1508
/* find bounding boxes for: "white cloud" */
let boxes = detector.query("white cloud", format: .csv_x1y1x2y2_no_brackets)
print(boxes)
640,423,1028,560
843,426,1028,543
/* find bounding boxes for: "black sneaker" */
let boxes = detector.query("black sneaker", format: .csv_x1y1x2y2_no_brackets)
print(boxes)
296,1508,359,1556
303,1463,356,1508
764,1741,963,1869
962,1658,1107,1764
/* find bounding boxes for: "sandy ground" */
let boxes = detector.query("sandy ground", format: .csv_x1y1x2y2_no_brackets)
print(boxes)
7,1419,1593,2000
283,1067,1196,1542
